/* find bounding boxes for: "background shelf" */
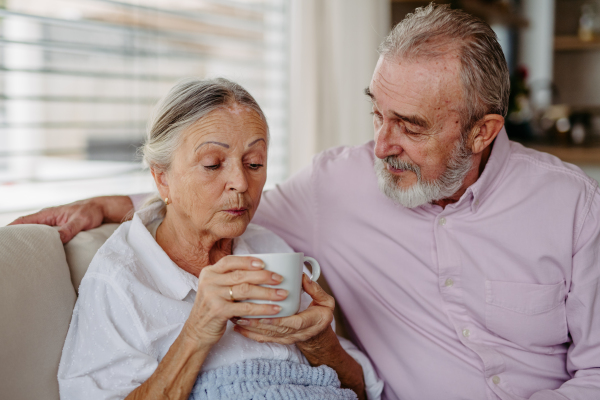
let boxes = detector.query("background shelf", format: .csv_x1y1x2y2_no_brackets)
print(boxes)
555,35,600,51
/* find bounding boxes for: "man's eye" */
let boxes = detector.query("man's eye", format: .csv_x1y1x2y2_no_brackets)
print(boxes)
400,124,418,136
370,111,382,120
204,164,220,170
248,163,263,170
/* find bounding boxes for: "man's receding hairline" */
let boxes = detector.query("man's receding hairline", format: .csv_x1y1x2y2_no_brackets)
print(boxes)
382,36,463,62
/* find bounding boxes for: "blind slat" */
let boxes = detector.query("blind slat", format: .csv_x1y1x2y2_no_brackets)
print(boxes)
0,95,159,103
92,0,269,32
0,40,274,67
0,10,272,50
0,121,147,129
0,66,193,81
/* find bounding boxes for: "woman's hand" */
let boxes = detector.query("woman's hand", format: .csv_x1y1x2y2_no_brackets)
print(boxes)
232,275,367,399
232,274,335,347
181,255,289,348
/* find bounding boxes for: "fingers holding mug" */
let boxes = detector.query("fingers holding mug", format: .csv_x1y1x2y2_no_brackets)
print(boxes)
227,283,288,302
234,252,320,319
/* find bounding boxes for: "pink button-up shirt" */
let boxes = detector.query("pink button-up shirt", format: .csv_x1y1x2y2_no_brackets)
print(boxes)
252,128,600,400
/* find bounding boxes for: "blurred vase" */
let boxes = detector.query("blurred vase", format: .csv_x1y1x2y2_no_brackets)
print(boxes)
579,1,600,41
571,122,586,145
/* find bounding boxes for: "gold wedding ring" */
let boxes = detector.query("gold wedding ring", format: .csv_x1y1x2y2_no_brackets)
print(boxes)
229,286,235,301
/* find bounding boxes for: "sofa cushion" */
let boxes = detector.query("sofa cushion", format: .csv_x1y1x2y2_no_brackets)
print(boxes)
0,224,76,400
64,223,120,293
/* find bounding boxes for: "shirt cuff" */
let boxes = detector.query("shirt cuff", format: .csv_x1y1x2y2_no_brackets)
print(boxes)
338,336,384,400
129,193,153,212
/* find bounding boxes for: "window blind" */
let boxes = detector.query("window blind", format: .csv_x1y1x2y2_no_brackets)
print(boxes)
0,0,289,196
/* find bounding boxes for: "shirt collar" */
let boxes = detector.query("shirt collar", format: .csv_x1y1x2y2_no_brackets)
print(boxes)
467,126,511,213
127,203,198,300
126,202,256,300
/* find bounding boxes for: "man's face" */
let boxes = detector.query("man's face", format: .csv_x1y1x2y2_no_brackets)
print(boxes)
368,55,473,208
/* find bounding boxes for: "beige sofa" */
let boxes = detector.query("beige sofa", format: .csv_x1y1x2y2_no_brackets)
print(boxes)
0,223,119,400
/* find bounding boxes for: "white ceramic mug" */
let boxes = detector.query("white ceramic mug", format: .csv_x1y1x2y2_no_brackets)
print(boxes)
238,252,320,318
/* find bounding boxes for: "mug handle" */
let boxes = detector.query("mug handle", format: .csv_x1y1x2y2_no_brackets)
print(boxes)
303,256,321,282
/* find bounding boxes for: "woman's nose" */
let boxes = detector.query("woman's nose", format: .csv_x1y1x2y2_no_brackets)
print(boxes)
227,165,249,192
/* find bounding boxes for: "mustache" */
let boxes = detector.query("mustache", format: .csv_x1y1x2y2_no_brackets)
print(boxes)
381,156,421,180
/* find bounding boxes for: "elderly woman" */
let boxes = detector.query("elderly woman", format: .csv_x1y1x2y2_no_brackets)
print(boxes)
57,78,380,400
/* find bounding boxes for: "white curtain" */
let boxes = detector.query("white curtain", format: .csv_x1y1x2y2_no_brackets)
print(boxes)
519,0,555,109
288,0,391,174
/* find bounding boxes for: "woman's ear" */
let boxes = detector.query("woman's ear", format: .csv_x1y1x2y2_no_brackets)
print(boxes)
470,114,505,155
150,167,169,200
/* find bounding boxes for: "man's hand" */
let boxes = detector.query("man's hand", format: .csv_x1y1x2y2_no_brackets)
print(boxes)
9,195,134,243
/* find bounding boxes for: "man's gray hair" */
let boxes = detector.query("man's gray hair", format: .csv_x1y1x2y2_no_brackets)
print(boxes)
142,77,268,171
378,3,510,133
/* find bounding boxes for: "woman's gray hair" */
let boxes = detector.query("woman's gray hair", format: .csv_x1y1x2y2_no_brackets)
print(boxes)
140,77,268,211
378,3,510,135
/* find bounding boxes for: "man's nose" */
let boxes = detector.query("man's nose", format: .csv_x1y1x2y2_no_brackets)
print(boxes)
374,122,402,160
227,164,249,192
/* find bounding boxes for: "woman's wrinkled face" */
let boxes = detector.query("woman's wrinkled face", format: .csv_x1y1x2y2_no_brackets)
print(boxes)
155,105,268,240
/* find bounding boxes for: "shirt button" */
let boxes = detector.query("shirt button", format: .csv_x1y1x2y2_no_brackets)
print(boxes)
462,329,471,338
444,278,454,287
492,376,501,385
439,217,447,226
475,199,480,206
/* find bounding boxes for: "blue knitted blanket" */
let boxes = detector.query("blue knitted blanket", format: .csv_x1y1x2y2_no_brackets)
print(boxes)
189,359,358,400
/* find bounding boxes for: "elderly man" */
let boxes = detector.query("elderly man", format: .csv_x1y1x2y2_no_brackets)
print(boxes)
12,4,600,400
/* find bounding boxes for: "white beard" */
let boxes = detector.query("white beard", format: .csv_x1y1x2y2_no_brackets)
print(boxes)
374,136,473,208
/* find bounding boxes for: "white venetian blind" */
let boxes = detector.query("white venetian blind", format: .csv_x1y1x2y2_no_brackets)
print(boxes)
0,0,289,218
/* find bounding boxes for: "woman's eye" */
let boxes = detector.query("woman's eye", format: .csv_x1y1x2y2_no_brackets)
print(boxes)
248,163,263,170
203,164,220,170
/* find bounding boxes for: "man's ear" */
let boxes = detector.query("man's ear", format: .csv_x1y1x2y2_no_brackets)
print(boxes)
150,167,169,200
470,114,504,154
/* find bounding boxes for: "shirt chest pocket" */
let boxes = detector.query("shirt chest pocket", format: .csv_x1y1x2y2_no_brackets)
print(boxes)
485,280,568,350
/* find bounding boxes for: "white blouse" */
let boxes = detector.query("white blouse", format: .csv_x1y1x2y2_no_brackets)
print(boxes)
58,203,383,400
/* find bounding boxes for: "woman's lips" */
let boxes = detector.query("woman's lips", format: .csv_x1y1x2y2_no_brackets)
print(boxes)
224,208,248,216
